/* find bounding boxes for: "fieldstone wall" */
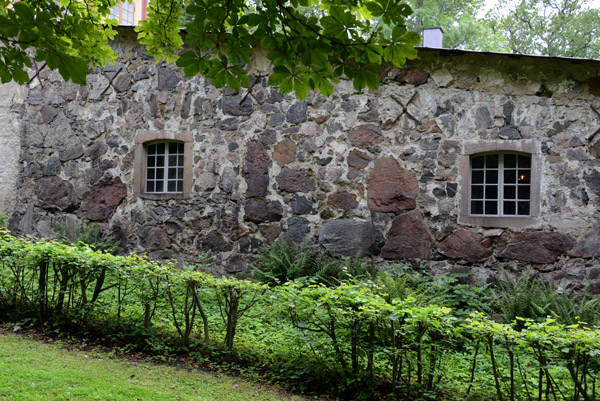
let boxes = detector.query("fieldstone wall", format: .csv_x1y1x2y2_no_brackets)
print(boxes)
5,28,600,292
0,82,25,214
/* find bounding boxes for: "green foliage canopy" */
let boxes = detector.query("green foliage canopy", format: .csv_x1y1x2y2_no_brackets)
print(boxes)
0,0,421,99
487,0,600,58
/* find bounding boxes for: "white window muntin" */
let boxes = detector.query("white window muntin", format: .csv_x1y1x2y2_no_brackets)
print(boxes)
145,141,185,194
469,152,531,217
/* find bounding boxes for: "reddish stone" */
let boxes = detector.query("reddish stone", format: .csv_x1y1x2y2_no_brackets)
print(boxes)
437,140,460,167
196,231,232,252
497,231,575,264
78,176,127,221
394,67,429,85
347,149,373,169
347,124,383,151
259,223,282,242
381,210,434,259
243,140,271,198
35,176,77,211
314,115,329,124
568,222,600,258
590,137,600,158
367,156,418,213
438,229,493,263
244,199,283,223
273,138,297,167
276,168,316,193
145,226,170,250
327,189,359,211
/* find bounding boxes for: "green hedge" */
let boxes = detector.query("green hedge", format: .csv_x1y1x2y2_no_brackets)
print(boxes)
0,230,598,400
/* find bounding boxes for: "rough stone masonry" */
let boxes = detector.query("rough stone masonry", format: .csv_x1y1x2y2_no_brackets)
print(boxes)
1,27,599,291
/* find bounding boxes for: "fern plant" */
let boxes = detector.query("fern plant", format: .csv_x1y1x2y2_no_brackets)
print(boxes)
53,217,120,255
252,240,342,286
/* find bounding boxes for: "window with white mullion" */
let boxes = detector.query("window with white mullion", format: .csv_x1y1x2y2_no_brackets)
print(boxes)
145,141,184,194
470,152,532,217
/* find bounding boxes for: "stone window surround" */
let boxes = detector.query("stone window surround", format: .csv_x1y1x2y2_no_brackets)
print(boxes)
458,140,541,228
133,131,193,200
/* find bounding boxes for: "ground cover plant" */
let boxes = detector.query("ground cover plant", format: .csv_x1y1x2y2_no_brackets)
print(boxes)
0,332,306,401
0,230,598,400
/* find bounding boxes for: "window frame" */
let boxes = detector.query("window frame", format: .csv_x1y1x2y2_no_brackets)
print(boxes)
134,131,193,200
458,140,541,228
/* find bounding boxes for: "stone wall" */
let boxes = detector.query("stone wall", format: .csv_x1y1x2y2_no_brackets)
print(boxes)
5,28,600,291
0,82,25,214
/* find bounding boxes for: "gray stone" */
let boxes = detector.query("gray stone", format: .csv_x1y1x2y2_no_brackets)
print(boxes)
290,194,314,215
59,145,84,161
41,106,60,123
583,170,600,196
239,237,263,253
112,73,132,92
318,219,383,257
158,67,180,91
217,117,239,131
569,223,600,258
286,101,307,123
280,217,311,245
222,96,254,116
475,107,494,129
498,126,521,140
43,158,61,176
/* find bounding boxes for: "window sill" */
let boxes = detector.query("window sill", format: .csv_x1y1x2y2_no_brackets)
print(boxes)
139,193,188,201
458,214,538,228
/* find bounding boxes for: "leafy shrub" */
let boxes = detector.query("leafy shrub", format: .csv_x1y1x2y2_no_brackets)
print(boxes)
53,217,120,255
492,270,600,327
0,213,8,228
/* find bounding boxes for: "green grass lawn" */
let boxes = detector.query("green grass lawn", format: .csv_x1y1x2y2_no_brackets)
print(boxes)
0,333,307,401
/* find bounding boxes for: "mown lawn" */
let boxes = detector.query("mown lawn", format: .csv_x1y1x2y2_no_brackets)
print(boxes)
0,333,307,401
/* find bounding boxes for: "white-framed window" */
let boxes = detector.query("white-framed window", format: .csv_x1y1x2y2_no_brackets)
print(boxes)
109,1,137,25
469,152,531,217
145,141,185,194
133,131,193,200
458,140,541,228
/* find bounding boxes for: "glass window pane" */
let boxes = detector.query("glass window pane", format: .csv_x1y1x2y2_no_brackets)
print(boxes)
472,185,484,199
156,181,163,192
518,155,531,168
518,185,530,200
146,181,154,192
471,201,484,215
518,201,530,215
486,170,498,184
487,154,499,168
156,156,164,167
504,169,516,184
168,168,177,179
157,142,165,154
504,201,516,215
472,170,484,184
147,156,155,167
169,142,178,154
148,144,156,155
504,185,516,199
177,181,183,192
472,156,485,169
485,185,498,200
178,155,184,166
168,155,177,167
178,167,184,179
504,154,516,168
485,201,498,215
518,170,530,184
156,169,164,179
168,181,177,192
147,169,155,179
178,143,184,153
